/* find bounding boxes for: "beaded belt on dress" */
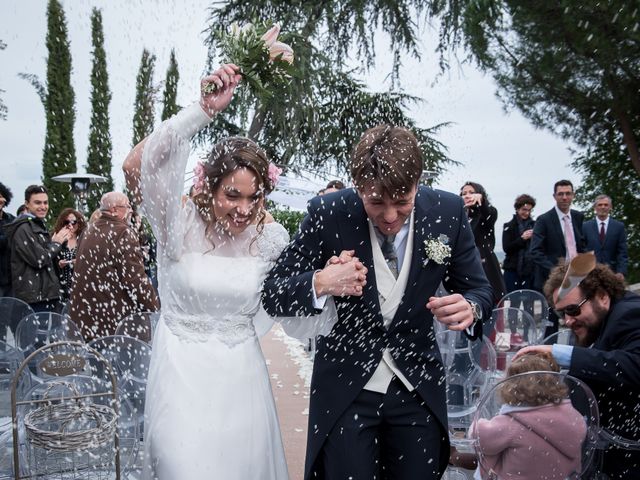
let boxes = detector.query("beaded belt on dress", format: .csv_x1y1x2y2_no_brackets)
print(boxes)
162,311,256,346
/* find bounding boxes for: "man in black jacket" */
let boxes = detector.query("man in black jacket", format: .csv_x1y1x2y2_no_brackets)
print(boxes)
3,185,70,319
517,258,640,479
0,181,16,298
530,179,585,336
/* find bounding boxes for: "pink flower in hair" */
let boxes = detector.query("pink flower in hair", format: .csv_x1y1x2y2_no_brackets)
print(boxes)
193,161,206,193
268,163,282,188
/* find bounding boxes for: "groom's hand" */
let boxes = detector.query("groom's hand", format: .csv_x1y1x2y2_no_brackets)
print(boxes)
314,253,367,297
427,294,474,331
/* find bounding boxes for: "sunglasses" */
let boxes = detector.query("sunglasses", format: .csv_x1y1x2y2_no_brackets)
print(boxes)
553,297,588,320
64,220,77,226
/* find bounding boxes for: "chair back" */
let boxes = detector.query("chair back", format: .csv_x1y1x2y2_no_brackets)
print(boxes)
498,289,550,343
0,297,35,344
14,313,83,380
471,371,600,479
437,330,497,452
484,307,538,371
114,311,160,345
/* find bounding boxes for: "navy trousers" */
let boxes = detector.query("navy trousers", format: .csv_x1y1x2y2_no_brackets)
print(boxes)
320,377,446,479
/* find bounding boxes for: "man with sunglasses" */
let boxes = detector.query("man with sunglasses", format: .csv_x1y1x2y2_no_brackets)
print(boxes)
516,261,640,478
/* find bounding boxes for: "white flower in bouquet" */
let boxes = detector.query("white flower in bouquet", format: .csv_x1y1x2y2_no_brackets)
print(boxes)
203,21,295,98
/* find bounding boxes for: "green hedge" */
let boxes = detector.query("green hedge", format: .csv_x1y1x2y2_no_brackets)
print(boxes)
268,203,305,238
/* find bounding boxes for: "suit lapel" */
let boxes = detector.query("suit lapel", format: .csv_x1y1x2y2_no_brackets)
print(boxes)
390,188,439,325
550,209,566,252
336,194,382,322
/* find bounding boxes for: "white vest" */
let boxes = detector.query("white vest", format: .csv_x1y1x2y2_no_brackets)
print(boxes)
363,212,415,394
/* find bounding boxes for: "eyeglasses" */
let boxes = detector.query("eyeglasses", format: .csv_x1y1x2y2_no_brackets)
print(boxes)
64,220,77,226
553,297,588,320
114,205,131,210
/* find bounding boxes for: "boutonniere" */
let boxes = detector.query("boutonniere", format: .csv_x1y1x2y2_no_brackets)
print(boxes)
423,234,451,266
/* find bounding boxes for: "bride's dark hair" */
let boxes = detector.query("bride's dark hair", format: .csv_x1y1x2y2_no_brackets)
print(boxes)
193,137,274,241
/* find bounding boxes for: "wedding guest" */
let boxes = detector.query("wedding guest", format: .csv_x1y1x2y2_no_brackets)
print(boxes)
517,258,640,478
52,208,86,302
3,185,69,314
530,179,585,336
0,182,15,298
502,194,536,291
461,181,506,303
452,352,587,479
88,208,102,224
122,64,289,479
582,194,628,280
68,192,159,341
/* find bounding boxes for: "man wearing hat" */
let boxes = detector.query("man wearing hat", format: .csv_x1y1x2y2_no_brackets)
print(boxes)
517,253,640,478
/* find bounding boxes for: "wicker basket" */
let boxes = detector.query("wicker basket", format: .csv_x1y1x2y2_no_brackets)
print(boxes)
23,382,117,453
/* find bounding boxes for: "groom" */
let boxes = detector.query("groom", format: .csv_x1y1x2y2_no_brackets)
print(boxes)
262,125,493,479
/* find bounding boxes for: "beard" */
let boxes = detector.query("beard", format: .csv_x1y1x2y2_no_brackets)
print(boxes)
574,303,608,347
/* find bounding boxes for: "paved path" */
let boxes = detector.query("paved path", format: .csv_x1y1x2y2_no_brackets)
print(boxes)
261,326,311,480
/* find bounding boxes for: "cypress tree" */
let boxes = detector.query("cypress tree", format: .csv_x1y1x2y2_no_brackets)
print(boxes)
85,8,113,213
161,49,180,121
0,39,7,120
42,0,76,218
132,49,157,146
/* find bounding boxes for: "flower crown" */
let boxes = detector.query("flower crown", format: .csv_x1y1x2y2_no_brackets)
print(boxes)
192,161,281,194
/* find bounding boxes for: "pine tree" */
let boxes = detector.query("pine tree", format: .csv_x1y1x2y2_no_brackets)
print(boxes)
85,7,113,213
161,49,180,121
132,49,157,146
42,0,76,219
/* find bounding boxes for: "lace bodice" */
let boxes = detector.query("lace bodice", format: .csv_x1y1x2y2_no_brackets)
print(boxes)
139,103,289,345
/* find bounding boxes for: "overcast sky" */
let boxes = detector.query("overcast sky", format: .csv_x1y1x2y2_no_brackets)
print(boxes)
0,0,582,249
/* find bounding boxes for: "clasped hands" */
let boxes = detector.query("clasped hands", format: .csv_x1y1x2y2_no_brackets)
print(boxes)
313,250,367,297
313,250,475,331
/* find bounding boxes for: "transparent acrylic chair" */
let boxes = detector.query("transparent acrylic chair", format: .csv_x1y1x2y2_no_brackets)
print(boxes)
470,371,600,479
497,289,550,343
0,340,25,478
436,330,497,454
88,335,152,455
542,329,577,346
114,311,160,345
0,297,35,345
484,307,538,372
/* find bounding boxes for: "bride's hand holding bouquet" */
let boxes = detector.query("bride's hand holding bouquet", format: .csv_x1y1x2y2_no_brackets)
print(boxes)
203,21,295,99
200,63,242,118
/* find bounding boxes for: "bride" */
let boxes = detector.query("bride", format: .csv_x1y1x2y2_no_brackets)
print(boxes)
123,64,290,479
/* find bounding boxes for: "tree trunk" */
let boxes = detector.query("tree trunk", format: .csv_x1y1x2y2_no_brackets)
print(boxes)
247,102,265,140
616,110,640,177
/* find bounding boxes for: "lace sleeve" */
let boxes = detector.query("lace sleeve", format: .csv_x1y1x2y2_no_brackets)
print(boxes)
256,222,290,263
139,103,211,259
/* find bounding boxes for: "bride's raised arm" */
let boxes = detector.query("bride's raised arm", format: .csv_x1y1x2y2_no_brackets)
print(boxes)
121,64,241,248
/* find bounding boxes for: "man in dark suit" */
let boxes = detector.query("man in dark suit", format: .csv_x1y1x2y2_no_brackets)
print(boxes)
517,259,640,479
530,180,586,292
582,194,628,280
530,180,585,335
263,125,493,480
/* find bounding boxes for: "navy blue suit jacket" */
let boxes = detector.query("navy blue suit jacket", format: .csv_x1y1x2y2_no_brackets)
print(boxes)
262,187,493,479
530,207,585,290
582,218,628,275
569,292,640,476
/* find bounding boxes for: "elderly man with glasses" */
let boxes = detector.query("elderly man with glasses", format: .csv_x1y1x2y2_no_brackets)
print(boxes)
69,191,159,341
517,254,640,479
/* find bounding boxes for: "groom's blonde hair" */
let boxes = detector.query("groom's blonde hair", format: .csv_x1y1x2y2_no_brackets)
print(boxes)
350,124,423,197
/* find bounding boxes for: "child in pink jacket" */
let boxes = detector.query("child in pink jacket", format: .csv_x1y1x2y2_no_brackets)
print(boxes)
470,352,587,480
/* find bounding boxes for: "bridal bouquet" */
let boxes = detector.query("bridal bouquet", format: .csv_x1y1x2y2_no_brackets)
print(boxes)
204,22,295,98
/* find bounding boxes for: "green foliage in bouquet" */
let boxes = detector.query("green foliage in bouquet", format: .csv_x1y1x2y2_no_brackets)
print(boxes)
204,22,296,100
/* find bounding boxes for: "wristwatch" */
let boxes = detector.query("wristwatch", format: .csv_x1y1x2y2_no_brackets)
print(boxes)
467,300,483,321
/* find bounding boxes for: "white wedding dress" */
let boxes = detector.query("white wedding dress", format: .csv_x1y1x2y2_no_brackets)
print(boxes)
139,103,290,479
